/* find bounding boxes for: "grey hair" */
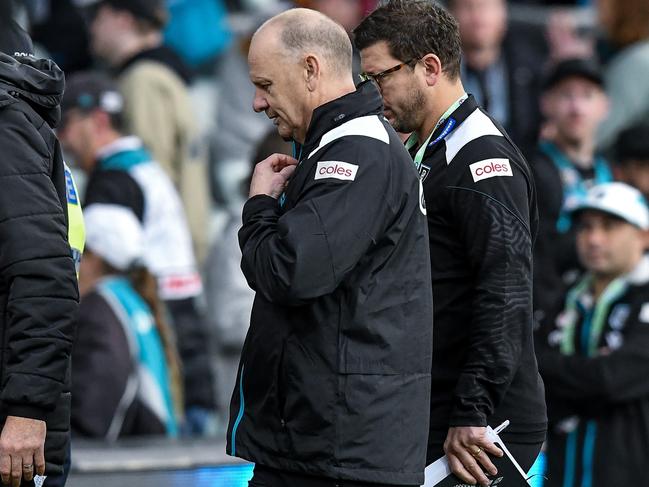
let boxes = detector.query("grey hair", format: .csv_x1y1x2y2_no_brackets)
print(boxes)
269,9,353,77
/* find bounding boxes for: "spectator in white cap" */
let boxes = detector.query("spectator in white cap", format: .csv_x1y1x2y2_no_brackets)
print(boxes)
72,204,183,440
536,182,649,487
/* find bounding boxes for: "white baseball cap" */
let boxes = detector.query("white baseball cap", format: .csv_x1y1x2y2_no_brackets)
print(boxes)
83,204,145,271
572,182,649,230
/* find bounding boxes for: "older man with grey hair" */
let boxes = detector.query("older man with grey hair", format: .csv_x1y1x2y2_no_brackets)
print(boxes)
226,8,434,487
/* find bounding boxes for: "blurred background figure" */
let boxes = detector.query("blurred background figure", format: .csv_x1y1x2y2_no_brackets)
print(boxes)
448,0,546,156
58,72,218,436
596,0,649,153
532,58,612,325
205,129,291,422
536,182,649,487
613,124,649,200
86,0,211,262
545,8,595,63
72,204,183,440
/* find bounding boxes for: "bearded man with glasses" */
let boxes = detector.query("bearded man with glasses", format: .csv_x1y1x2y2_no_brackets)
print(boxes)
355,2,547,486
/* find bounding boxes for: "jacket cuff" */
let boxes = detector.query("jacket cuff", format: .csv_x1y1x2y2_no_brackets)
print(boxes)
242,195,280,223
448,410,488,428
5,404,48,421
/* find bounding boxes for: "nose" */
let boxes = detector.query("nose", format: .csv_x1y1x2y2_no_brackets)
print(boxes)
252,89,268,113
584,225,607,247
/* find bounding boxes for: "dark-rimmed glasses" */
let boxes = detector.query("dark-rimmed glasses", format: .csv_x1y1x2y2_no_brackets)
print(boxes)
360,59,418,85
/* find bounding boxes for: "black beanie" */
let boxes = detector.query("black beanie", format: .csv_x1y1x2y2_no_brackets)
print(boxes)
0,18,34,57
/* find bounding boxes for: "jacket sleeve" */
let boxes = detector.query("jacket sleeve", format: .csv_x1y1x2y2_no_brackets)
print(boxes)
0,108,79,419
71,293,132,437
239,143,392,306
537,314,649,404
447,159,534,427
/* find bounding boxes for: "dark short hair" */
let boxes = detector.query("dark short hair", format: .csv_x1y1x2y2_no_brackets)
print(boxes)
353,0,462,80
615,124,649,164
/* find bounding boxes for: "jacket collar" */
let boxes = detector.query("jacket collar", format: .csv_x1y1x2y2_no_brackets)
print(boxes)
429,94,479,144
301,81,384,158
97,136,144,162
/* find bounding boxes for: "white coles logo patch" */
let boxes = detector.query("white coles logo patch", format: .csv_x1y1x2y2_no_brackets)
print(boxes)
469,158,513,182
314,161,359,181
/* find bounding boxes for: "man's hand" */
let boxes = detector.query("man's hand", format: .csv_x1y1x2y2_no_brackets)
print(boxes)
249,154,299,199
0,416,46,486
444,426,503,486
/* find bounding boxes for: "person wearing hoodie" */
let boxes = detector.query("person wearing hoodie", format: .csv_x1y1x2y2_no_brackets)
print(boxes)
0,13,79,487
87,0,210,263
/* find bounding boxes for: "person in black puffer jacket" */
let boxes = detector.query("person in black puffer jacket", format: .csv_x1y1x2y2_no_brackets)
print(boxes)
0,16,79,487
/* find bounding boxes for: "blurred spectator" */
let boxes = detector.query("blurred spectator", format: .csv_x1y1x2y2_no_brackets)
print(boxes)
613,124,649,199
532,58,612,323
58,72,218,434
299,0,365,33
545,8,595,63
87,0,211,261
536,182,649,487
209,20,276,206
163,0,232,71
72,204,183,440
26,0,94,74
205,129,291,421
596,0,649,153
448,0,545,156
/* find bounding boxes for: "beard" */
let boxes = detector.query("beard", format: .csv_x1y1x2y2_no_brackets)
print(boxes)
389,85,426,134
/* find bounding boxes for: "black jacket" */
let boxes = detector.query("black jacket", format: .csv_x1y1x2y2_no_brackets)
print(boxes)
227,82,434,485
0,52,79,475
537,256,649,486
416,96,547,460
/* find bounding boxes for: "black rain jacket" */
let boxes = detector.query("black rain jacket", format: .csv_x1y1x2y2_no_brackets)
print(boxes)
0,52,79,475
227,82,434,485
414,96,547,461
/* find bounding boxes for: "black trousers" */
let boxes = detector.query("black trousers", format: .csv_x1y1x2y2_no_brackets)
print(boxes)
248,465,418,487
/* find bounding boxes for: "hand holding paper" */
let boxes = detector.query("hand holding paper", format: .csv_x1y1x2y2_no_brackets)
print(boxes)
444,426,503,486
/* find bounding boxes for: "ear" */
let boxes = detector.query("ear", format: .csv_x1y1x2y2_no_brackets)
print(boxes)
304,54,321,92
420,54,443,87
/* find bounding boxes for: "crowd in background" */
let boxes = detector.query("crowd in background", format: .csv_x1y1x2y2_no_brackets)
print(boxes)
6,0,649,484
